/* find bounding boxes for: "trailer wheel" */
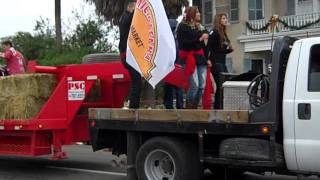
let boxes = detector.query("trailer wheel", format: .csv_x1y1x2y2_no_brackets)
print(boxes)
136,137,201,180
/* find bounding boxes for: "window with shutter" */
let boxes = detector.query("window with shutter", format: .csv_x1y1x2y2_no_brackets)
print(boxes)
287,0,295,15
204,0,213,25
248,0,264,20
230,0,239,22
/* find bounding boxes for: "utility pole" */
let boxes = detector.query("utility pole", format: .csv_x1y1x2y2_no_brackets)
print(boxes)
55,0,62,49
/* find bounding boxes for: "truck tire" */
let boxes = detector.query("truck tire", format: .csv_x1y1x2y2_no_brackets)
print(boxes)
136,137,201,180
82,53,120,64
219,138,284,165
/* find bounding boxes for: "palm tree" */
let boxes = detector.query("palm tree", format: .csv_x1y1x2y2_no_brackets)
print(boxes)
85,0,189,25
55,0,62,48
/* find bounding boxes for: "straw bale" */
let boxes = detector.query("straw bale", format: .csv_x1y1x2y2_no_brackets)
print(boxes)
0,74,56,120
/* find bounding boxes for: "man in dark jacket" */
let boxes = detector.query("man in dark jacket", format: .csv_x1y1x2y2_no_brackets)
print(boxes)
119,0,141,109
119,0,156,109
163,19,184,109
119,1,135,58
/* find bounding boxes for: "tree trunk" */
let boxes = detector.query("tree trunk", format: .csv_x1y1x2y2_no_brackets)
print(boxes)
55,0,62,48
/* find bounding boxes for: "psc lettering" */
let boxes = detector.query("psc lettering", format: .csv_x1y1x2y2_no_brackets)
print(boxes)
68,81,85,90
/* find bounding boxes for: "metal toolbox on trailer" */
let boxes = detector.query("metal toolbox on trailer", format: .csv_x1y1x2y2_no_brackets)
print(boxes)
223,81,251,110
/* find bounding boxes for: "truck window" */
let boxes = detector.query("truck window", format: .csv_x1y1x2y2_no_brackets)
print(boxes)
308,44,320,91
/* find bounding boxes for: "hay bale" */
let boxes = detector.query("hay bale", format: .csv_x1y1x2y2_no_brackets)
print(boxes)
0,74,56,120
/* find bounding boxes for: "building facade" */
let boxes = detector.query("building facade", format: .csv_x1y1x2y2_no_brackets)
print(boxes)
194,0,320,74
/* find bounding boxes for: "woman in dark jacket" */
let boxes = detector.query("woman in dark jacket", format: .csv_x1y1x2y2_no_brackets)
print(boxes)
176,6,210,109
207,13,234,109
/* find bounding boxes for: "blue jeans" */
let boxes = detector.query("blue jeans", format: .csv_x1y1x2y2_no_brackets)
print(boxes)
187,65,207,107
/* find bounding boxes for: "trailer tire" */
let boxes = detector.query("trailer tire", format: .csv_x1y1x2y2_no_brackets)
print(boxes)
219,138,284,165
82,53,120,64
136,137,201,180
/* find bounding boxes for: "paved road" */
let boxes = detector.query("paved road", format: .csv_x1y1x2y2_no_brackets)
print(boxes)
0,145,318,180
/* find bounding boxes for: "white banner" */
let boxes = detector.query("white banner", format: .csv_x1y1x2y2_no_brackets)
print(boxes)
126,0,176,88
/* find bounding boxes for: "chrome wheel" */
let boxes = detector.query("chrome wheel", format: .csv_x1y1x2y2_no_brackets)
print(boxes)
144,149,176,180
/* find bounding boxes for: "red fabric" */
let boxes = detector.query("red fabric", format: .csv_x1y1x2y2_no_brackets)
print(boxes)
163,64,189,89
179,49,204,78
3,48,26,75
202,66,214,110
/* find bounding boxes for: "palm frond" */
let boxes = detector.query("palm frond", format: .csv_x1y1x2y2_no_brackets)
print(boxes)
85,0,189,24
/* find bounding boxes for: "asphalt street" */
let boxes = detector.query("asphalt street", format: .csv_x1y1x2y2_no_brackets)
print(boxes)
0,145,318,180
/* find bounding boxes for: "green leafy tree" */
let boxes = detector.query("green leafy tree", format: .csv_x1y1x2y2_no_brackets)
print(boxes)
66,19,103,48
85,0,189,24
12,18,55,60
10,7,119,66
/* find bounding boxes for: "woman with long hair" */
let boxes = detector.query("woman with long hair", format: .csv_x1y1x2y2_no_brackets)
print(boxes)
177,6,210,109
207,13,234,109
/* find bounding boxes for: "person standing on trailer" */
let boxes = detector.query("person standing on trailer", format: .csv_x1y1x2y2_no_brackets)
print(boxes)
119,0,141,109
207,13,234,109
177,6,210,109
194,10,215,110
163,18,184,109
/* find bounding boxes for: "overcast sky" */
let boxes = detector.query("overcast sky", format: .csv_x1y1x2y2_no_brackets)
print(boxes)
0,0,95,37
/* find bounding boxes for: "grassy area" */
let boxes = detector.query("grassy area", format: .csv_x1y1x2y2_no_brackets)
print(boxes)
36,48,93,66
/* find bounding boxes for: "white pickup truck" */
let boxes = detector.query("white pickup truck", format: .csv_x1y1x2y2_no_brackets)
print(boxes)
88,36,320,180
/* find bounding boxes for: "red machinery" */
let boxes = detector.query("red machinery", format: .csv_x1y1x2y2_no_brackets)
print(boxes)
0,59,186,160
0,61,131,159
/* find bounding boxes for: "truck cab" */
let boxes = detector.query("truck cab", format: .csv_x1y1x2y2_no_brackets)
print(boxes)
283,37,320,173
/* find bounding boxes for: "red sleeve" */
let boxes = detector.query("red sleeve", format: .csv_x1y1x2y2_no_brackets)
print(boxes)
4,50,13,60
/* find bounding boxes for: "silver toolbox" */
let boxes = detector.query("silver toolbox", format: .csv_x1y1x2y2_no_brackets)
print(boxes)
222,81,251,110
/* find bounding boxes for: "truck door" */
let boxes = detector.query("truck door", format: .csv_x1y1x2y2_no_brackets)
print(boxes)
294,40,320,172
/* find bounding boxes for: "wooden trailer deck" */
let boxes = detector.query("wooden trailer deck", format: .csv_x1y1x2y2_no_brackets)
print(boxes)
89,108,275,140
89,108,250,123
